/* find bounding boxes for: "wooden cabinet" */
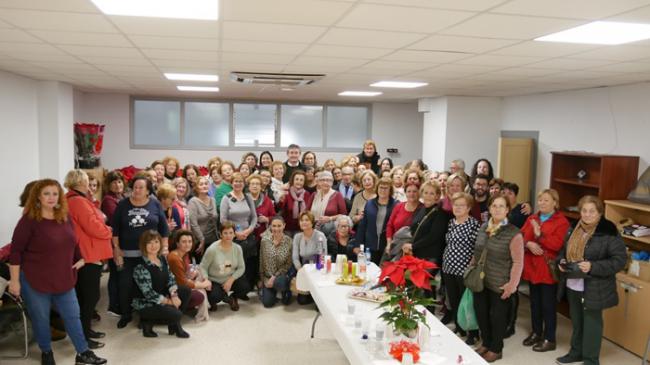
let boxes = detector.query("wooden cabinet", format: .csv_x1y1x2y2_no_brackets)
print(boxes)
550,152,639,220
602,200,650,357
603,273,650,358
605,199,650,252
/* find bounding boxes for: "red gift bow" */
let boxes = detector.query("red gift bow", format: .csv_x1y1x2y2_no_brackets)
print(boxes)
389,340,421,363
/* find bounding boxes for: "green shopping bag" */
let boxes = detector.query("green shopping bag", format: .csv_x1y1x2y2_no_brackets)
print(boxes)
457,288,478,331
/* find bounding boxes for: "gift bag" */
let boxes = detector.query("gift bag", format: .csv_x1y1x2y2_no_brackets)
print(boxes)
457,288,478,331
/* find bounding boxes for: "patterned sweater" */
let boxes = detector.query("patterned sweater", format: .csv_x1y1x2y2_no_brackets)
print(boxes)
132,256,178,311
259,231,293,280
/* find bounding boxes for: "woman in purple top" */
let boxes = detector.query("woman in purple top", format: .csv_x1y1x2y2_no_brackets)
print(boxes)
8,179,106,365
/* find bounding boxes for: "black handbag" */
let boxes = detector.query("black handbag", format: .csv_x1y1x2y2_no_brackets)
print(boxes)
463,246,488,292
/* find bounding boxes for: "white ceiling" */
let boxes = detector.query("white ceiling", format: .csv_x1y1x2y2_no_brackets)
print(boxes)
3,0,650,101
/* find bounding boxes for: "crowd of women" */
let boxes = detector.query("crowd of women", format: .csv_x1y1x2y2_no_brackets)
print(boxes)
2,140,626,365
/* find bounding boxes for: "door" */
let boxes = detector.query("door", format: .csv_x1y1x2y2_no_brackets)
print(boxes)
497,137,534,203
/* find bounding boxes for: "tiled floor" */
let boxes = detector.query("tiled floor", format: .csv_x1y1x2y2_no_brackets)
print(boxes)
1,280,643,365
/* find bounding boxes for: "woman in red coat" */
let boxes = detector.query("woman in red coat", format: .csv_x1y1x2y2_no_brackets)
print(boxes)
520,189,569,353
65,170,113,349
279,170,313,236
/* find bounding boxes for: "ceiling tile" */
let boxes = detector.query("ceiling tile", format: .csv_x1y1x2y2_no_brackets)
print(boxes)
142,48,218,61
304,45,392,59
222,39,308,55
79,56,152,66
0,28,40,42
129,35,219,51
10,53,83,63
590,62,650,73
318,28,424,48
440,14,582,39
363,0,507,11
59,45,142,58
417,63,502,76
491,0,650,20
491,41,597,58
0,9,117,33
528,58,613,70
382,50,472,63
222,0,352,25
151,59,220,69
223,21,326,43
457,54,544,67
94,64,161,75
222,52,294,64
221,62,286,73
337,4,475,33
607,5,650,22
0,0,99,12
0,41,65,55
408,35,518,53
27,61,97,71
291,56,368,67
30,31,131,47
282,64,355,73
567,45,650,62
110,16,219,38
487,67,561,77
356,60,434,71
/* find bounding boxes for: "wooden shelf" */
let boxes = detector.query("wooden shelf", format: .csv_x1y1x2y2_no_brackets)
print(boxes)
605,199,650,213
621,233,650,245
553,178,600,189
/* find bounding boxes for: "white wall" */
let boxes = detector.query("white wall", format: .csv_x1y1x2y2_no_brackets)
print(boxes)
502,83,650,192
419,97,448,171
0,71,40,243
73,92,424,170
37,81,74,180
445,96,501,174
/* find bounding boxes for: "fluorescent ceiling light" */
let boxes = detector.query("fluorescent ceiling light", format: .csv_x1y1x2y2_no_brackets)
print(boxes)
535,21,650,45
177,86,219,92
91,0,219,20
338,91,382,97
165,73,219,82
370,81,428,88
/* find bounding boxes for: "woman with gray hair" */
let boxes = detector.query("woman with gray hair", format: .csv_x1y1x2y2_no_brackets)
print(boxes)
64,169,113,349
310,170,347,236
327,215,359,261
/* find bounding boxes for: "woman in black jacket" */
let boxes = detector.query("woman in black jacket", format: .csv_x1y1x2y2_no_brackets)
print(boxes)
357,140,380,175
555,195,626,365
401,181,452,267
356,177,396,265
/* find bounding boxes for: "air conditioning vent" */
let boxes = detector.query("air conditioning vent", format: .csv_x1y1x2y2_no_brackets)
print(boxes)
230,71,325,86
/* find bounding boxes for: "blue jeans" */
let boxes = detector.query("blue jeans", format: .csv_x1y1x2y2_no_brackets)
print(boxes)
20,272,88,353
261,274,290,308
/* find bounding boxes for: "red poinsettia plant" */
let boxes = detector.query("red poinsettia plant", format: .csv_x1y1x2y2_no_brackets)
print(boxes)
74,123,105,168
379,255,437,339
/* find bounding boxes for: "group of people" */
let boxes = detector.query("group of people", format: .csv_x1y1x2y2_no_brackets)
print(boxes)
2,140,627,365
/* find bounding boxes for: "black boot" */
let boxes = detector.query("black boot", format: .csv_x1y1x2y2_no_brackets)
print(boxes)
75,350,107,365
41,351,55,365
142,321,158,338
116,316,131,329
168,322,189,338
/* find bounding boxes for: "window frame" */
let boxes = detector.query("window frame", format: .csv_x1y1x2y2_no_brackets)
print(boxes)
130,95,372,152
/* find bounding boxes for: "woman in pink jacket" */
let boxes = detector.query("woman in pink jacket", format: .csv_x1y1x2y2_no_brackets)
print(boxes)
64,170,113,349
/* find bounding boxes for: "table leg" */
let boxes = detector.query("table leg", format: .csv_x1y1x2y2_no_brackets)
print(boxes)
310,310,321,338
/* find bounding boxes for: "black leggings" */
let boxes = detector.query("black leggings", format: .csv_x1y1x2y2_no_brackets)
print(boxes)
442,272,478,337
75,263,103,337
474,288,513,353
206,276,250,306
138,285,191,325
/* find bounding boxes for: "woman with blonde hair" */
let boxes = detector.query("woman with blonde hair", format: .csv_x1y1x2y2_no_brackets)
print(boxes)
520,188,570,352
357,139,381,174
349,170,378,225
188,176,218,261
172,177,191,230
64,169,113,349
163,156,180,183
9,179,107,365
156,183,182,233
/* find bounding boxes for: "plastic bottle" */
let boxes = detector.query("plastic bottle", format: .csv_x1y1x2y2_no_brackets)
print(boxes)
358,244,367,279
365,246,372,265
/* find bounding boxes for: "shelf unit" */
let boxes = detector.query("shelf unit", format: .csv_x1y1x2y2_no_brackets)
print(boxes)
550,152,639,220
602,200,650,357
